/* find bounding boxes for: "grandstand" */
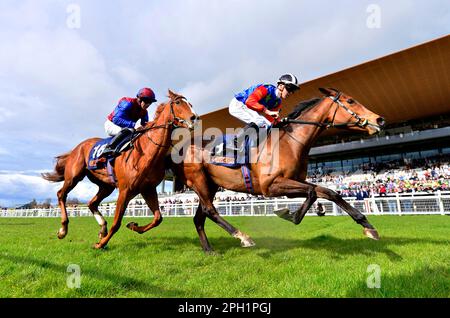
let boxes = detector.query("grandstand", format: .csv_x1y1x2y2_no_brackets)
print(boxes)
3,35,450,217
161,35,450,202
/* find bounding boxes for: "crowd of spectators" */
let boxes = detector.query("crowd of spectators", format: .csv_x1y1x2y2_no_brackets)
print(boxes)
132,155,450,206
308,156,450,198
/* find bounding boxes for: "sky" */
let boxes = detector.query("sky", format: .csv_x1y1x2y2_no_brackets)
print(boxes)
0,0,449,207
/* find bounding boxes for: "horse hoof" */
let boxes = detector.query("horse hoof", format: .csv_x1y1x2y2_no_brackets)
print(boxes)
364,228,380,240
241,238,256,248
233,230,256,248
274,208,295,223
57,230,66,240
92,243,104,250
126,222,137,230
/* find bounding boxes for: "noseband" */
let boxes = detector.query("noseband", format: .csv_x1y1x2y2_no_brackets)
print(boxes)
327,93,369,129
169,98,196,130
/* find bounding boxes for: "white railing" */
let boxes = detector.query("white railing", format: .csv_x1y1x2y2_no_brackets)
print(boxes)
2,192,449,218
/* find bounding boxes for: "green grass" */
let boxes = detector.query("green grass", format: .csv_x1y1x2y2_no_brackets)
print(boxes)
0,215,448,298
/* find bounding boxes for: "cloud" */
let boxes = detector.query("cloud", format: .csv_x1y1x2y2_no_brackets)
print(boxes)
0,171,116,207
0,0,449,205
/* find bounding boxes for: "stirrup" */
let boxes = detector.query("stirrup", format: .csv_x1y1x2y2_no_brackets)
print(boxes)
213,144,224,156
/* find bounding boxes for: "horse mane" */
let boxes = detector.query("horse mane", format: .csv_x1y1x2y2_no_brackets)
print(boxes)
152,103,166,121
287,98,322,119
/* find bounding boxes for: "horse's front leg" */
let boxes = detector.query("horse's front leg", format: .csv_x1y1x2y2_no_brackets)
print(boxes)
265,177,317,225
94,188,133,249
311,184,380,240
126,187,163,234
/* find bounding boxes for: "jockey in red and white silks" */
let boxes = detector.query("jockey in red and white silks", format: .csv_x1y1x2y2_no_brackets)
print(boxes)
104,87,157,136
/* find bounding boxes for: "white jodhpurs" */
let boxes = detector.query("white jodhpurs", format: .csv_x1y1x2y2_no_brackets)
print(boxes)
104,120,122,136
228,98,271,128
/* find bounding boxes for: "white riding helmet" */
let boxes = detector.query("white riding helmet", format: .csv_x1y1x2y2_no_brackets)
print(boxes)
277,73,300,91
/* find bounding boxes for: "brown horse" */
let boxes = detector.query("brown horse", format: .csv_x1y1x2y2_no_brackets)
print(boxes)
42,90,199,249
167,88,385,252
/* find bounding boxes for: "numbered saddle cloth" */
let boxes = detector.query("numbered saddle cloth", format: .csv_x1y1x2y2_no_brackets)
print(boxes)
87,138,114,170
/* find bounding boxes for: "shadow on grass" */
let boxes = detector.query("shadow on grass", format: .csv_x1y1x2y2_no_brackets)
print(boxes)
123,234,448,262
0,252,188,297
345,265,449,297
254,235,448,261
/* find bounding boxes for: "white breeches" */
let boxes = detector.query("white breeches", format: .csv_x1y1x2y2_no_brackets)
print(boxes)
104,120,122,136
228,98,271,128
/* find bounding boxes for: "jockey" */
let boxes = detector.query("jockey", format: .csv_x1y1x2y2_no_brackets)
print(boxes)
225,74,300,151
102,87,157,157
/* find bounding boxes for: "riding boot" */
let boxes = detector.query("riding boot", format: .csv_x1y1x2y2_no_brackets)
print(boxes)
102,128,134,157
232,122,260,152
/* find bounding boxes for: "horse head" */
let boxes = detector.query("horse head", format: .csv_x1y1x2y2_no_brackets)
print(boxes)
163,89,200,130
319,87,385,135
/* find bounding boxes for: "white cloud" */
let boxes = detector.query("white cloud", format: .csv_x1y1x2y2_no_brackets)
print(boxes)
0,0,449,205
0,171,115,207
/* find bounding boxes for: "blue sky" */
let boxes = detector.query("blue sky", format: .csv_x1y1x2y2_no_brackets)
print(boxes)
0,0,449,207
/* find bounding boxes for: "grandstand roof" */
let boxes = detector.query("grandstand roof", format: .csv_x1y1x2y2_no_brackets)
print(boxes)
200,35,450,132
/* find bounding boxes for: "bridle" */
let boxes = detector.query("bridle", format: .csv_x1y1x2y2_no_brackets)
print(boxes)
132,97,197,149
168,97,196,130
326,93,369,129
282,92,371,129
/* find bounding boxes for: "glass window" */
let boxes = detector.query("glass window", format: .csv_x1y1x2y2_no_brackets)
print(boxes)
420,149,439,159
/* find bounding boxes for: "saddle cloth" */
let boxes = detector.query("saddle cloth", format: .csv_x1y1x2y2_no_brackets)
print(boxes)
88,138,114,170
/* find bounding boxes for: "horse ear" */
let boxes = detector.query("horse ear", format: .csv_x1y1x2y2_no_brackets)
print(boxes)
319,87,339,96
319,87,332,96
168,89,176,98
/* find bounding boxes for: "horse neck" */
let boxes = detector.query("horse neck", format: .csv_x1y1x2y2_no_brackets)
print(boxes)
284,98,334,153
138,103,173,161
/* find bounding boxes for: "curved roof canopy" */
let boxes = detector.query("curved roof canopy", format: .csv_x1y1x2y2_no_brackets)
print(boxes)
200,35,450,132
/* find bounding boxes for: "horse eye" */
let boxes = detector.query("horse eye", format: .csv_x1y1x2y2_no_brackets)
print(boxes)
176,101,180,105
347,99,354,104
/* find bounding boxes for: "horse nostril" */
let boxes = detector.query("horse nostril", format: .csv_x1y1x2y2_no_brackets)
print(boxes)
376,117,385,127
191,115,199,121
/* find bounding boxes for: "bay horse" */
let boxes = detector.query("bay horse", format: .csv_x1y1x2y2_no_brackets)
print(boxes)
42,90,199,249
166,88,385,252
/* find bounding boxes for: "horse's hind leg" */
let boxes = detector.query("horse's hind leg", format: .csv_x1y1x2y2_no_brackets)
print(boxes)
193,183,219,253
88,184,115,239
193,204,214,253
189,173,255,250
313,185,380,240
127,187,163,234
56,174,85,239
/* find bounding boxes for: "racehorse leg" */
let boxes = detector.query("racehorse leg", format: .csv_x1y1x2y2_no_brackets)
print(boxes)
56,174,85,239
94,189,133,249
193,204,213,253
266,177,317,225
126,187,163,234
192,175,255,249
313,185,380,240
203,203,256,248
193,183,218,253
88,184,115,239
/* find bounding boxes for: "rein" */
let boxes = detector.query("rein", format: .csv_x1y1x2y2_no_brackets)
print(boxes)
131,98,193,151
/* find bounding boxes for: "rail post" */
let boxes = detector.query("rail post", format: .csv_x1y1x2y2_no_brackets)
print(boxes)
437,190,445,215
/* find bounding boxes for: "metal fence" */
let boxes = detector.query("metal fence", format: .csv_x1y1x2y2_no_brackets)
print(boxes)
2,192,449,218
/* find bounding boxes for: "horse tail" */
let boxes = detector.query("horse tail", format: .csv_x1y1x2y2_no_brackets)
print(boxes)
41,152,71,182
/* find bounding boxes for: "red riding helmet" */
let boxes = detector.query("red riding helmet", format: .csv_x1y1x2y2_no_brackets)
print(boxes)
137,87,157,102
